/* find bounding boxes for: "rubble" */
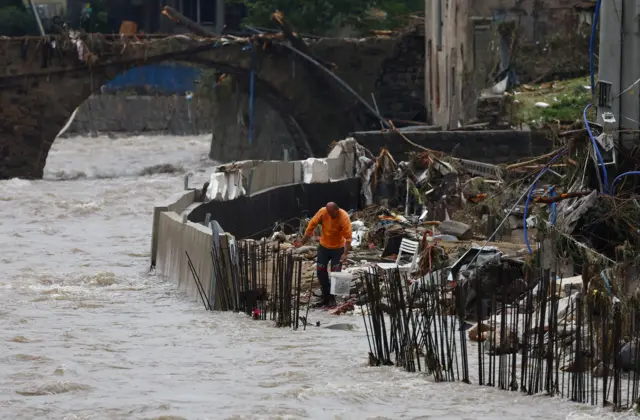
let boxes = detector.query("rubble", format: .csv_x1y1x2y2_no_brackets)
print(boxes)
348,114,640,407
207,118,639,382
160,4,640,410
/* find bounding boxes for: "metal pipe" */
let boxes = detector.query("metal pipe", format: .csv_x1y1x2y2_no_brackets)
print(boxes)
28,0,45,36
244,25,391,129
215,0,225,35
162,6,216,37
280,43,392,129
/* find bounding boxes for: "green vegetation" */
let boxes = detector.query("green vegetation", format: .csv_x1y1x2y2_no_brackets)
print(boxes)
0,0,36,36
0,0,110,36
231,0,423,36
513,76,594,126
0,0,26,8
79,0,110,33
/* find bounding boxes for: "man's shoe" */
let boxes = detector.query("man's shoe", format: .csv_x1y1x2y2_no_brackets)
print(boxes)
326,296,337,307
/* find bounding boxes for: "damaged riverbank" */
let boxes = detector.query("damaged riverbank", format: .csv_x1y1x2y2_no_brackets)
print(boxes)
151,117,640,413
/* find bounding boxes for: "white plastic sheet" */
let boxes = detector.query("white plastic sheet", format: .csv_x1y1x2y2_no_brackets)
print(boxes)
206,170,246,201
351,220,368,247
354,143,374,205
302,158,329,183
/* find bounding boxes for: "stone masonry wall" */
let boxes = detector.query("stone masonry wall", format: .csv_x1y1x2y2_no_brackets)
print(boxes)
470,0,589,42
208,78,302,163
352,129,553,164
207,33,428,164
469,0,592,83
62,94,213,136
374,27,426,122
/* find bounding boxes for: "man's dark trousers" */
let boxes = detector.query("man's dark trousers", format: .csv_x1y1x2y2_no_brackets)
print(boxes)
316,244,344,304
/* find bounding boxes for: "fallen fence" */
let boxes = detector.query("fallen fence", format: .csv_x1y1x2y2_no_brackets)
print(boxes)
360,240,640,412
186,236,304,329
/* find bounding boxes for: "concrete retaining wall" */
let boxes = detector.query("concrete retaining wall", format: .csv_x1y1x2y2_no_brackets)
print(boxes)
150,190,197,268
208,139,358,200
61,94,213,136
155,211,213,305
188,178,361,239
151,139,361,305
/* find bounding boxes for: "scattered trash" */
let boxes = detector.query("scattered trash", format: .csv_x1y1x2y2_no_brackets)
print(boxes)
330,272,353,296
202,122,639,369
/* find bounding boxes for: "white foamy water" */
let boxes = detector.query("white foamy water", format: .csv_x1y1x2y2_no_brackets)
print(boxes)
0,134,636,419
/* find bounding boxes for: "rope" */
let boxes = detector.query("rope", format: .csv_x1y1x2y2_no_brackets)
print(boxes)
609,171,640,194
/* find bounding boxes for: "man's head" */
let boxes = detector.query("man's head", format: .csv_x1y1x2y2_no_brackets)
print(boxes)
326,202,339,218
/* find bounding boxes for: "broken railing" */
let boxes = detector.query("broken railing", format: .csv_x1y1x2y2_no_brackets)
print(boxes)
359,239,640,412
186,237,304,329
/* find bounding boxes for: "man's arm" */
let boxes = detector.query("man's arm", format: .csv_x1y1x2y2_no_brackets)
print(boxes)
300,209,323,245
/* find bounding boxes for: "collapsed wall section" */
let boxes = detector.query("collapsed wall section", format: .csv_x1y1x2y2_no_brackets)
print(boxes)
189,138,363,237
151,138,363,304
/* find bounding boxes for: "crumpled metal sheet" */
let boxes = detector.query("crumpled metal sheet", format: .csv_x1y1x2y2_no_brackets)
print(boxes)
555,189,598,234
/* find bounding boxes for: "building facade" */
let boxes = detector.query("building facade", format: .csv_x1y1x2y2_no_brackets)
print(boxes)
424,0,595,128
24,0,66,17
424,0,481,129
106,0,245,35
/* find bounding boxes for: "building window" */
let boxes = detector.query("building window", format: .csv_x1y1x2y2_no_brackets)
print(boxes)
445,55,449,107
454,4,457,29
451,66,456,96
451,48,456,97
200,0,215,24
436,0,443,51
436,55,440,111
428,40,434,99
182,0,215,24
183,0,198,22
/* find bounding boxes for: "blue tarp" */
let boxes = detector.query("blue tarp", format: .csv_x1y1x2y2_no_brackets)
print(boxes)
103,64,203,94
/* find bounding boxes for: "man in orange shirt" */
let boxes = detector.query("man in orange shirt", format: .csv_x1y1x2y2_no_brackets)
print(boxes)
297,202,352,307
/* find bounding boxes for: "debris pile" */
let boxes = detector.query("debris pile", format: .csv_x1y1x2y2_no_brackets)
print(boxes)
162,3,640,411
343,121,640,411
221,123,638,331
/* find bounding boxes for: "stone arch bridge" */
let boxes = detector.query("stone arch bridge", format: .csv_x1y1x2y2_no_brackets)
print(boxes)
0,29,425,180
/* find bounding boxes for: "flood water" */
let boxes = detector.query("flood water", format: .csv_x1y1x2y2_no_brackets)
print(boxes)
0,134,635,419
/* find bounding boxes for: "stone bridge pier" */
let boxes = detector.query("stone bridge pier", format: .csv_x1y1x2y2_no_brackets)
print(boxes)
0,27,425,179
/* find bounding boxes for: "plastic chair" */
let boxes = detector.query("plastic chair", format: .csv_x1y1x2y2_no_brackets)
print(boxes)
376,238,420,273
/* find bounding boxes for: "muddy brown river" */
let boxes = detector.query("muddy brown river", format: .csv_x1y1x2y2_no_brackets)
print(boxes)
0,134,633,419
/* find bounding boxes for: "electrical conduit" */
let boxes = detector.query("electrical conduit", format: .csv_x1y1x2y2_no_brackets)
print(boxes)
610,171,640,193
584,104,609,193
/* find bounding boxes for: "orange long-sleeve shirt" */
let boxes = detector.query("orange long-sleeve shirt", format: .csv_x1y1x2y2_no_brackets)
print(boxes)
305,207,352,250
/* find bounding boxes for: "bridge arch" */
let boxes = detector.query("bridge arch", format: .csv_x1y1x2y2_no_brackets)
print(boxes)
59,58,315,162
0,38,314,179
0,32,412,179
